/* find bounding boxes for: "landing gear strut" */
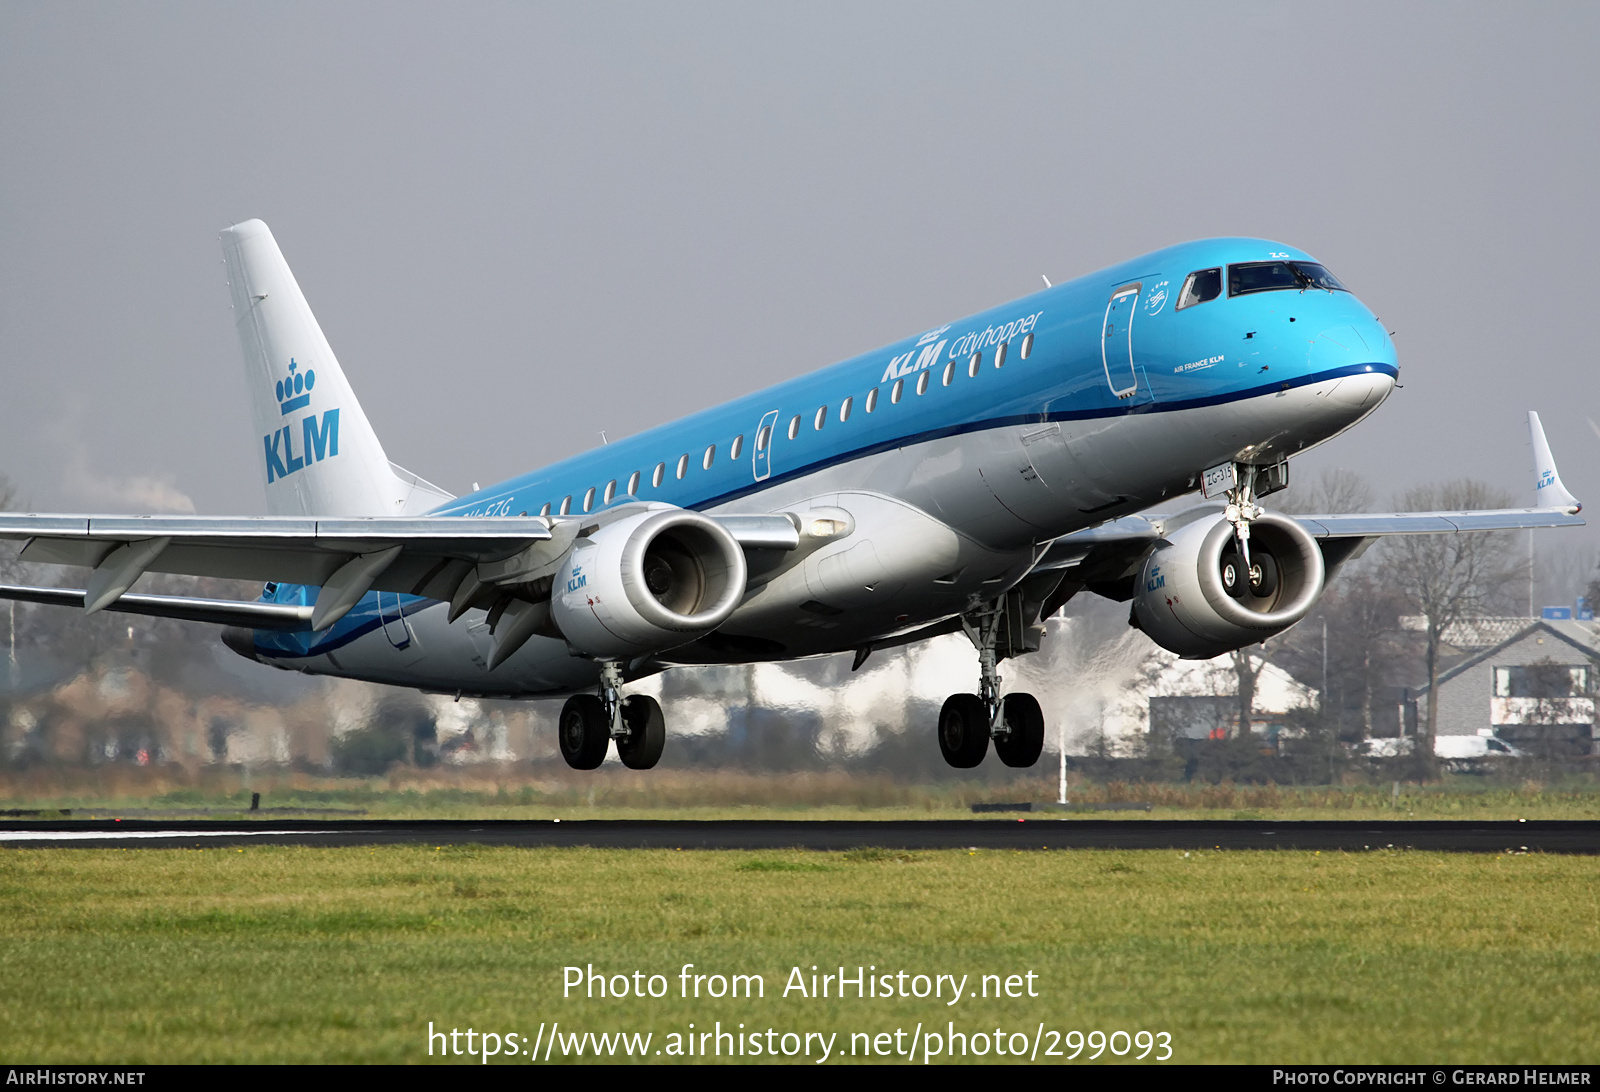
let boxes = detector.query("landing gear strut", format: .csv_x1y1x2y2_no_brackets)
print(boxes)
1224,462,1264,572
1216,460,1284,601
558,661,666,770
936,603,1047,769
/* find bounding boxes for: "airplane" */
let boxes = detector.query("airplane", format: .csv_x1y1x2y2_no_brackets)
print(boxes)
0,221,1583,771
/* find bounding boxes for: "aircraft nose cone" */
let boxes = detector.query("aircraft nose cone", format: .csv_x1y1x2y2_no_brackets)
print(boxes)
1325,367,1395,409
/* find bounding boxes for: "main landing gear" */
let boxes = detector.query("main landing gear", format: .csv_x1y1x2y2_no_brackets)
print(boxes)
558,661,666,770
937,604,1046,769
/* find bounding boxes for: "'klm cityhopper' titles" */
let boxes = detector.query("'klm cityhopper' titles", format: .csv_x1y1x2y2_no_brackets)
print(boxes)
878,311,1043,383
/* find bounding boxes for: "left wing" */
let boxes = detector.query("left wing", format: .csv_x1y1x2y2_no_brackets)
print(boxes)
0,509,797,632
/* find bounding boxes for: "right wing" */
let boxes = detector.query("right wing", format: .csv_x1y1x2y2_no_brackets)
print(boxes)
1033,410,1583,597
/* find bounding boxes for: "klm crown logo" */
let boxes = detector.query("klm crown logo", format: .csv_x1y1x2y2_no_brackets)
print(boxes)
263,357,339,485
276,358,316,415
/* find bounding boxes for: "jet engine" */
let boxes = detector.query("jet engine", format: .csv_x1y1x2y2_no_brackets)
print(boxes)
1131,510,1325,659
551,508,748,659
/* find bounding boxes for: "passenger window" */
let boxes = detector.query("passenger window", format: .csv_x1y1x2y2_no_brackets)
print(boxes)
1177,267,1223,309
756,426,771,451
839,397,852,422
730,435,744,460
865,388,878,413
540,502,551,517
582,487,595,512
676,454,689,480
627,471,640,496
814,406,827,430
890,378,903,403
652,462,665,488
994,342,1007,368
603,480,616,504
560,495,572,515
967,353,980,378
942,361,955,386
916,370,930,395
703,444,715,469
788,415,801,440
1020,332,1033,360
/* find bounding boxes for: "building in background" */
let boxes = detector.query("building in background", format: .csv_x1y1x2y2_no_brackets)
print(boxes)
1400,618,1598,757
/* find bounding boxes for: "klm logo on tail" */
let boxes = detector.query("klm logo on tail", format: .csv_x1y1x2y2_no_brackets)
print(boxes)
264,358,340,483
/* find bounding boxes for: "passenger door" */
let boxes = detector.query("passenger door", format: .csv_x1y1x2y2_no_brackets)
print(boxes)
1101,283,1141,399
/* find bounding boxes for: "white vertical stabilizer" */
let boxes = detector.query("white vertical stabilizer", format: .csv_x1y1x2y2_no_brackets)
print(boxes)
222,220,439,517
1528,411,1581,513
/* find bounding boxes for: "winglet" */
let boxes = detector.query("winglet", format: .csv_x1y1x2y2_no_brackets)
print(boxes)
1530,411,1581,513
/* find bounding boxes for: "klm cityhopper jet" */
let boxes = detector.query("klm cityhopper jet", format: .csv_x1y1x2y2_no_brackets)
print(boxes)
0,221,1584,769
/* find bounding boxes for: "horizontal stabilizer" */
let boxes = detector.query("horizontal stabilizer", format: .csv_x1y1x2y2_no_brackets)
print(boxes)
0,584,312,630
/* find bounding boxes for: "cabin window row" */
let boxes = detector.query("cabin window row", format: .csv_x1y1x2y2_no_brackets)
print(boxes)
534,331,1036,515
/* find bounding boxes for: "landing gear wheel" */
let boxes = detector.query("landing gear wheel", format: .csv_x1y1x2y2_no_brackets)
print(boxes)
558,694,609,770
938,694,990,768
617,695,666,770
995,693,1045,768
1220,552,1248,599
1249,551,1280,599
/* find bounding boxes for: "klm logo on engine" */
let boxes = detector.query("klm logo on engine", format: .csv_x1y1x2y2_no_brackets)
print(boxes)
1146,566,1165,592
566,565,587,594
263,357,340,483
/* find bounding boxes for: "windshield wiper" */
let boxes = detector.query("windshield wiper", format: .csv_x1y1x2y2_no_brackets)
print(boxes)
1289,263,1331,292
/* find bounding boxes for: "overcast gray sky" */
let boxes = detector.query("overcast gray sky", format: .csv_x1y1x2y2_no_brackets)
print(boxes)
3,3,1598,558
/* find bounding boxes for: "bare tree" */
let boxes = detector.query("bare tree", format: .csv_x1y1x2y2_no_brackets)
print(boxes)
1381,479,1520,762
1228,648,1265,740
1276,466,1376,517
1268,468,1404,743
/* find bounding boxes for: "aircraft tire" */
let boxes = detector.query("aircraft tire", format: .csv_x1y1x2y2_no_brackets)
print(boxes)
1250,551,1280,598
617,695,666,770
938,694,990,768
1220,552,1248,599
995,693,1046,768
558,694,610,770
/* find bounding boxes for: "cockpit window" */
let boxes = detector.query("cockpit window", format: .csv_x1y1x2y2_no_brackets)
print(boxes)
1228,261,1347,297
1176,268,1222,309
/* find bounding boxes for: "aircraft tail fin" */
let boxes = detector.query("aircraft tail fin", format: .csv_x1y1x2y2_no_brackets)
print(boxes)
1529,410,1581,513
221,220,437,516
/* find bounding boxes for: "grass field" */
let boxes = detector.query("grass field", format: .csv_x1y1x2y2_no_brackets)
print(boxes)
5,765,1600,821
0,843,1596,1063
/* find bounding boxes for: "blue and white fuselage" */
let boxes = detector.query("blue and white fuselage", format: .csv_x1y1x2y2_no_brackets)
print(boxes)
244,236,1397,695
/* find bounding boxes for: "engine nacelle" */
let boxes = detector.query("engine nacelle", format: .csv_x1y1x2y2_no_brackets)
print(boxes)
1131,510,1325,659
552,508,748,659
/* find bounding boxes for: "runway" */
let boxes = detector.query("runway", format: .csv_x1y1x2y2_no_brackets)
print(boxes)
1,818,1596,853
